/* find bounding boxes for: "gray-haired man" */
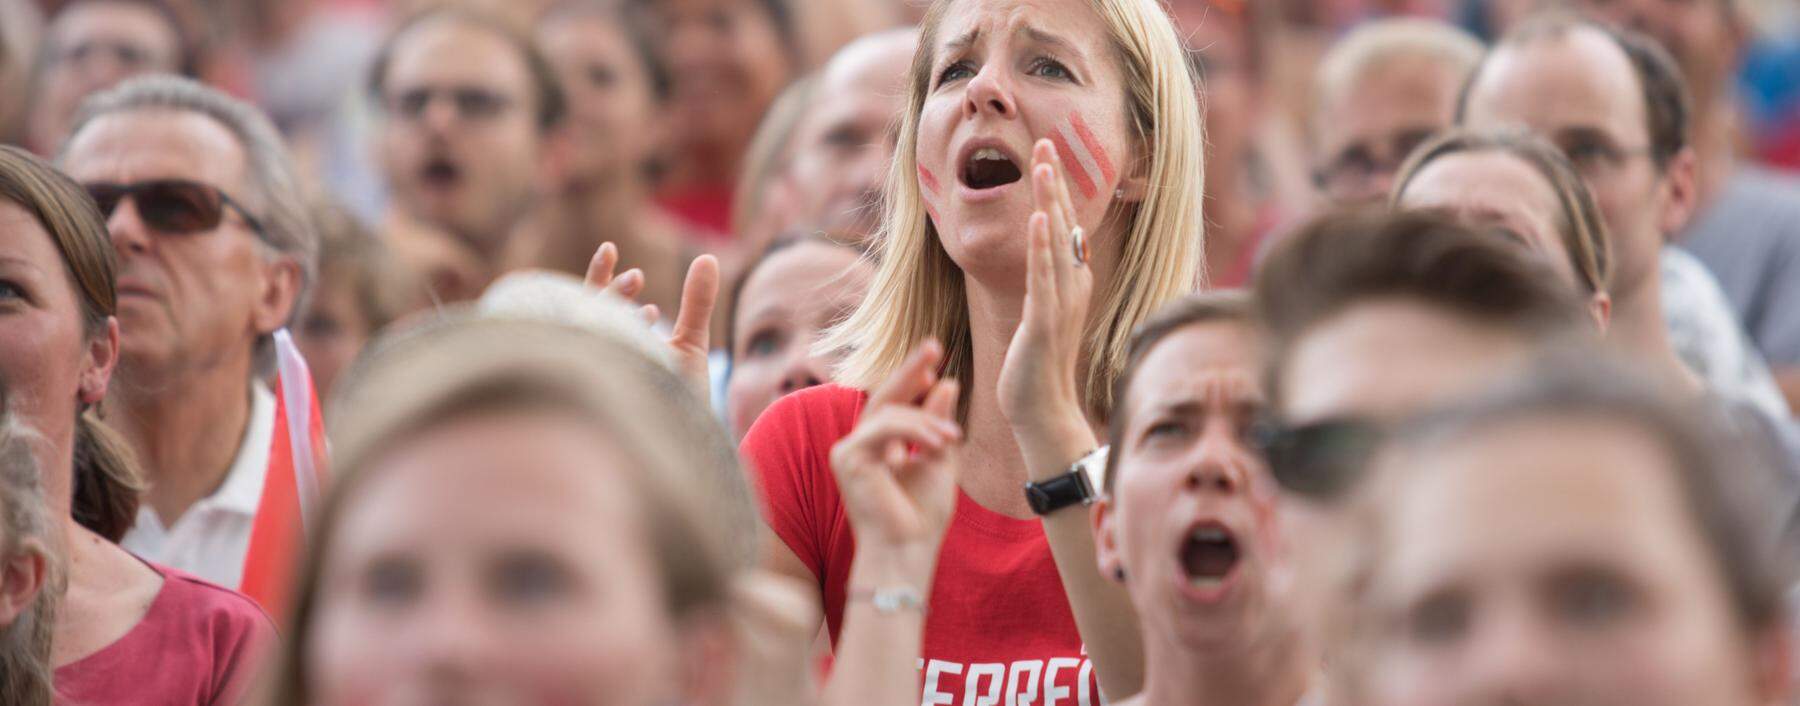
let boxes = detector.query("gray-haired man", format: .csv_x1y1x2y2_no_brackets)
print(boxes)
58,74,317,588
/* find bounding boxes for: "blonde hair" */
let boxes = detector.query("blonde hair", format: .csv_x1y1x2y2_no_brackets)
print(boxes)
0,413,57,706
271,313,753,705
821,0,1205,420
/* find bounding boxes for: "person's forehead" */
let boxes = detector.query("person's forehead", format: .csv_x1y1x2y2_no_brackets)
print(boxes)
61,109,247,187
1384,416,1690,574
54,1,177,45
1127,322,1261,412
1281,300,1533,423
1405,151,1558,215
0,201,61,267
823,33,916,93
386,17,535,90
937,0,1111,55
1465,31,1648,141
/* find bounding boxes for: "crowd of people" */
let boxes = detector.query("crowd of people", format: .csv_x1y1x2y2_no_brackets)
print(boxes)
0,0,1798,704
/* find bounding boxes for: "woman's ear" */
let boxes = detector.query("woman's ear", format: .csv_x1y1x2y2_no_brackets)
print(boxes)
78,317,121,406
0,541,48,630
1092,496,1126,584
1115,150,1152,204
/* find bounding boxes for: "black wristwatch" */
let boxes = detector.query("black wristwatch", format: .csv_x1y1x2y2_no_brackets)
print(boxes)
1024,450,1102,516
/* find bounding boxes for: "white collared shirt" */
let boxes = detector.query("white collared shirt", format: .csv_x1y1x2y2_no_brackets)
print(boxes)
122,383,275,589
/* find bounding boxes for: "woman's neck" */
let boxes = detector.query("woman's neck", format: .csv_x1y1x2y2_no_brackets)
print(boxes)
1139,624,1313,706
960,282,1035,518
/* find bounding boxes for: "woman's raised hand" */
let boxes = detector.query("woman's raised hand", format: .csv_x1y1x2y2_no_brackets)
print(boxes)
829,341,962,559
584,241,719,394
998,139,1096,461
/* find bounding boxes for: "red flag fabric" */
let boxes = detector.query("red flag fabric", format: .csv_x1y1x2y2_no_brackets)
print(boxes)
239,330,330,624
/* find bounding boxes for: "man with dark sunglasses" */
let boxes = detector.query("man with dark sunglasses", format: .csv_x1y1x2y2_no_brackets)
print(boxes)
1251,210,1800,626
366,5,566,304
57,74,317,590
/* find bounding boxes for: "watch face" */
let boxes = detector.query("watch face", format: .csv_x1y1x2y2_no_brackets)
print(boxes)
1079,446,1111,491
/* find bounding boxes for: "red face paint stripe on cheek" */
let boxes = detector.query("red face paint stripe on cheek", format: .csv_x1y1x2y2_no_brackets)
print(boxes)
918,165,941,194
1068,112,1117,184
1048,130,1099,199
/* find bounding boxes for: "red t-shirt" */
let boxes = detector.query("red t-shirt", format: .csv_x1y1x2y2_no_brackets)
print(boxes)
743,384,1104,706
55,561,275,706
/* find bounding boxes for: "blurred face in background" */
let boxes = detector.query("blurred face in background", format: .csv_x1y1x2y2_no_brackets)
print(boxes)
638,0,792,172
726,241,872,439
538,8,661,190
307,410,713,706
1362,415,1780,706
1395,151,1579,287
784,31,917,237
1461,29,1687,304
377,16,545,254
294,266,369,403
1314,55,1464,205
25,0,182,155
1570,0,1742,110
1099,321,1298,652
1274,300,1543,629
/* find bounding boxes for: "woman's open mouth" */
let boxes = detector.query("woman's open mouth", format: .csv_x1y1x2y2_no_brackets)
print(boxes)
957,143,1024,192
1177,521,1241,602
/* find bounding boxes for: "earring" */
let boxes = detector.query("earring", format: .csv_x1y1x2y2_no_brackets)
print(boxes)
1114,188,1125,199
1113,567,1127,582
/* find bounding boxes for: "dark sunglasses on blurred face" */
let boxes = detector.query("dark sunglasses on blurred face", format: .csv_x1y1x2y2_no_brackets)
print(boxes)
1251,416,1385,500
387,86,515,123
85,180,267,236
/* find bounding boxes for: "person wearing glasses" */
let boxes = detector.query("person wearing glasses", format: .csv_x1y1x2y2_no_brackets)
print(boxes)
21,0,195,157
368,4,566,304
1307,18,1484,207
1086,292,1320,706
1251,211,1597,660
1344,360,1791,706
56,75,317,592
1457,12,1791,421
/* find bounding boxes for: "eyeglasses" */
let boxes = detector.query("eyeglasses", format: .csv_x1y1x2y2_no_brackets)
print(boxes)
386,86,515,123
1313,129,1441,197
1251,416,1386,500
84,180,267,236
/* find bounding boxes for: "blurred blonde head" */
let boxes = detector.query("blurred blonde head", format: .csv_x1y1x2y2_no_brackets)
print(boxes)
273,312,754,704
821,0,1204,419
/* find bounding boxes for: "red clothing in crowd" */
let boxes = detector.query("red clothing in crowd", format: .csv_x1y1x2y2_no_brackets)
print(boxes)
744,385,1104,706
55,562,275,706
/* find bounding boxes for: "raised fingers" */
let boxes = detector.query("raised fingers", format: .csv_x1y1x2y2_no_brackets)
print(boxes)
868,339,944,410
584,242,619,288
670,255,719,353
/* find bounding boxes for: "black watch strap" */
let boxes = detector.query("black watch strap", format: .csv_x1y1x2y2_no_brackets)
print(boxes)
1024,455,1098,516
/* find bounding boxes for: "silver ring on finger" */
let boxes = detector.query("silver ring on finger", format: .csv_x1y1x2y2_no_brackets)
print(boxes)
1070,226,1089,265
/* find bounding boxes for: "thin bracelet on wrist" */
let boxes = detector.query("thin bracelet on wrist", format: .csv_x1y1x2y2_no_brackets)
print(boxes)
848,585,925,614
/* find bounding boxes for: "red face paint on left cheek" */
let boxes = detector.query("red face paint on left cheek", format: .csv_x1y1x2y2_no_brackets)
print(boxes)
1048,109,1119,201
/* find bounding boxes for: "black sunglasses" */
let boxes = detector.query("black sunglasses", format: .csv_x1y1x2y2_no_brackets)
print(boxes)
84,180,267,236
1251,416,1386,500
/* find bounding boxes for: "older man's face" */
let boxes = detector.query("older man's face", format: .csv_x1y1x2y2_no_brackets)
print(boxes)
60,110,296,382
